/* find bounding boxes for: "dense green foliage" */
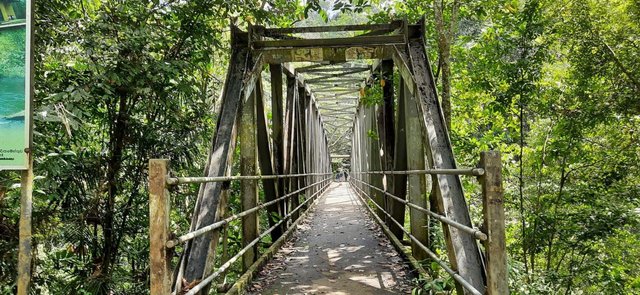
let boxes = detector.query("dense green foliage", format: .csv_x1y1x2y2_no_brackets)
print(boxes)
370,0,640,293
0,0,638,294
1,0,309,293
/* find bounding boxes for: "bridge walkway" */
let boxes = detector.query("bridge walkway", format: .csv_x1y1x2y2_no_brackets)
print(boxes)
248,182,414,295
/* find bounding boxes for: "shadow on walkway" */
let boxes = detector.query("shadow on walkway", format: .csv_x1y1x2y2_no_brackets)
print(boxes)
248,182,414,295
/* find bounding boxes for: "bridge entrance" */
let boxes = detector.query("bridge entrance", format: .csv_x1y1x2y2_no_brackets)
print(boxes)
148,20,507,295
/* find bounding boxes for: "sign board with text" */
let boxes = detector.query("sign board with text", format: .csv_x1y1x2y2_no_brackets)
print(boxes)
0,0,30,170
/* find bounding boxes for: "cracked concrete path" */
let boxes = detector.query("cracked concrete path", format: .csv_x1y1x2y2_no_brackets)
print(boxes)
247,182,414,295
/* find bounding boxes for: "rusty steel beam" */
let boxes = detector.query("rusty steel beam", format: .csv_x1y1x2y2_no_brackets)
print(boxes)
260,46,394,63
260,22,402,35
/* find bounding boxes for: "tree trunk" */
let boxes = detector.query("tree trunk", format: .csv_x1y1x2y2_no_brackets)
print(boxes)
434,0,459,130
102,94,130,278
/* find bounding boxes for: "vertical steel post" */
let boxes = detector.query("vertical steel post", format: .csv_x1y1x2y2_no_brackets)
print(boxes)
480,151,508,295
256,76,283,239
359,107,367,194
241,84,259,272
379,60,403,238
283,73,297,219
270,64,286,220
149,159,171,295
296,86,308,211
368,105,385,219
402,78,430,261
290,84,302,221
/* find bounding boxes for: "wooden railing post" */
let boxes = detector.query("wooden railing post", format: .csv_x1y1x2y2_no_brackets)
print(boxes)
480,151,509,295
149,159,171,295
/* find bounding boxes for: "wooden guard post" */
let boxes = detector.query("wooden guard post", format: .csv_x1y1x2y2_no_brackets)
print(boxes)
480,151,508,295
149,159,171,295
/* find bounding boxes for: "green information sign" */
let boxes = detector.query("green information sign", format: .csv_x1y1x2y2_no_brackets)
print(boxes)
0,0,30,170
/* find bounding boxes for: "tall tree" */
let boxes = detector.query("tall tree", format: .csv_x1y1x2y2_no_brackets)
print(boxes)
434,0,460,130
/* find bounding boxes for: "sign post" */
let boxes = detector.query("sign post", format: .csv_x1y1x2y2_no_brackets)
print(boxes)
0,0,33,293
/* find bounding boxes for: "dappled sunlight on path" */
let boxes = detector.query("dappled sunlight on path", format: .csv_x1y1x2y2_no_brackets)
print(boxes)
248,182,414,294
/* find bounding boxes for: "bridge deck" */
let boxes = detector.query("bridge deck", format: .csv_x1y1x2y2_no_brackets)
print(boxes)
247,182,414,294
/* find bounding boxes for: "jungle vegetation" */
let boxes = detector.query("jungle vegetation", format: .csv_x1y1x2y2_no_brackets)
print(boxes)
0,0,638,294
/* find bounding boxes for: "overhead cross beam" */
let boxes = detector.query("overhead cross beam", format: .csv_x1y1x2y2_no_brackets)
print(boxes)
311,84,359,91
300,66,371,73
315,97,359,104
318,106,357,111
304,68,371,81
306,78,364,84
253,35,405,49
258,22,403,35
260,47,395,63
311,82,361,88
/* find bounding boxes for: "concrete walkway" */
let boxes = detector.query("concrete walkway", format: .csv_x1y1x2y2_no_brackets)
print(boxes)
247,182,414,294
